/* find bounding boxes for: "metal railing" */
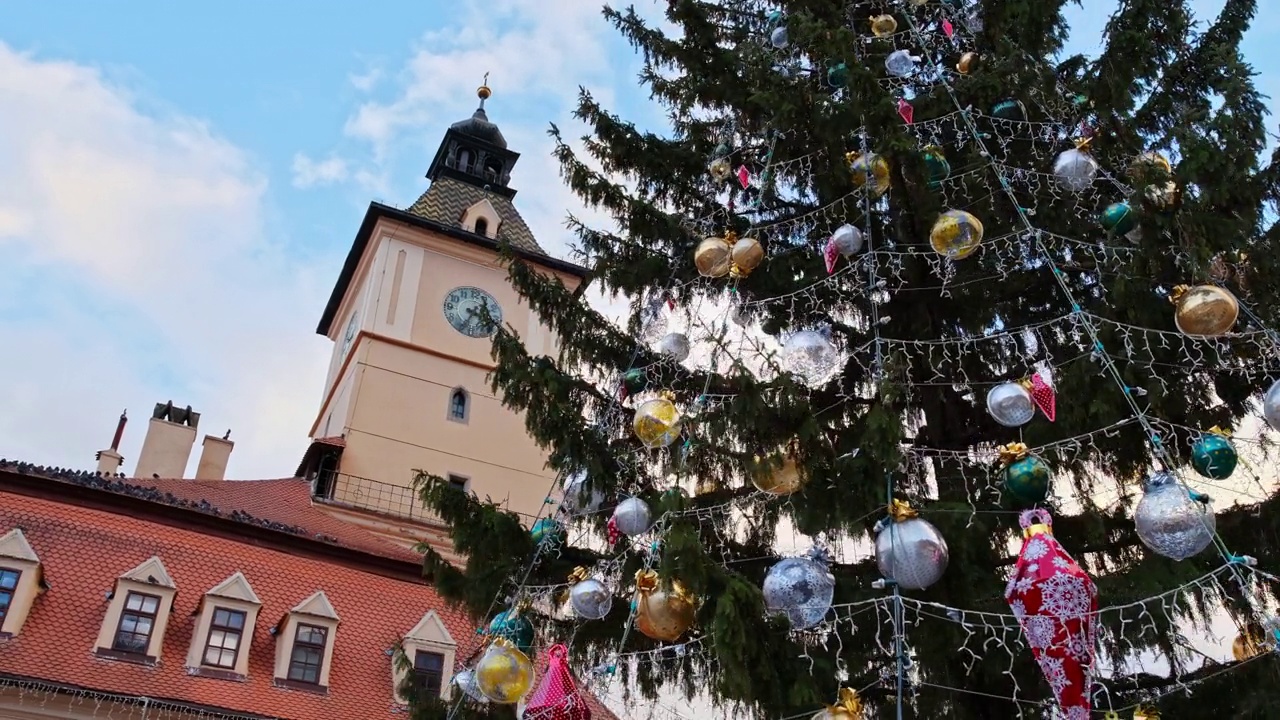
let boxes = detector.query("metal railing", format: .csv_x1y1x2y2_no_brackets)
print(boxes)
312,471,442,525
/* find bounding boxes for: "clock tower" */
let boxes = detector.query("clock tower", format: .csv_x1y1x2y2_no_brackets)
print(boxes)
298,81,588,550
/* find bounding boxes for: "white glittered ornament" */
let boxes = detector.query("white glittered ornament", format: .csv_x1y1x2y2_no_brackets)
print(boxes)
770,26,789,49
829,224,864,256
884,50,919,78
569,577,613,620
781,330,842,388
656,332,691,362
639,299,668,344
987,381,1035,427
1264,379,1280,431
1135,471,1215,560
1052,148,1099,192
612,497,653,536
453,668,488,703
762,549,835,630
560,471,604,515
875,511,949,590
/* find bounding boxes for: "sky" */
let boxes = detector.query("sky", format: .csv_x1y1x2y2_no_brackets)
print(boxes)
0,0,1277,483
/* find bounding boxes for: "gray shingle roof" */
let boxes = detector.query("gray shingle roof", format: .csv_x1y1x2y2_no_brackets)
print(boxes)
405,177,546,255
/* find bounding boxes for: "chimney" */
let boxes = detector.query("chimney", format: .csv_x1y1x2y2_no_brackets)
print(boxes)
134,401,200,479
95,410,128,475
195,430,234,481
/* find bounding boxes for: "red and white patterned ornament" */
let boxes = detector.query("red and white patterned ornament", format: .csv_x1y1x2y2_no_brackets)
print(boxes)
1028,371,1056,422
523,644,591,720
1005,509,1097,718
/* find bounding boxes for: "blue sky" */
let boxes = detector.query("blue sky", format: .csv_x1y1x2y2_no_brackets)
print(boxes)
0,0,1276,480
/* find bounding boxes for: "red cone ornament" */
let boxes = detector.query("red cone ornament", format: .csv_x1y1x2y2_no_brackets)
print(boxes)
1028,372,1056,422
1005,509,1097,717
523,645,591,720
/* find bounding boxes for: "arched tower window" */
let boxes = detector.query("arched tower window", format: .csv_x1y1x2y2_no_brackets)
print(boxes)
448,388,470,423
456,148,475,173
473,218,489,237
484,158,502,183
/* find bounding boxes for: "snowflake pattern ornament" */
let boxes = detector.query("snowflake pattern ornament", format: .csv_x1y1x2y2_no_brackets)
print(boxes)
1004,509,1097,716
523,644,591,720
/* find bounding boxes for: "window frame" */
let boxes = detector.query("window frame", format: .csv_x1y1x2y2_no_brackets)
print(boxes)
447,387,469,424
202,606,248,670
446,474,469,493
286,623,329,685
112,591,162,656
0,567,20,624
412,649,446,698
473,217,489,237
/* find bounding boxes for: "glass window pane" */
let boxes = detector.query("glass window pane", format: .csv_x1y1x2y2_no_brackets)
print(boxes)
204,646,221,665
0,571,18,590
224,633,239,651
120,616,137,633
213,609,228,626
209,629,225,646
125,594,142,611
415,652,444,670
228,611,245,630
141,596,159,614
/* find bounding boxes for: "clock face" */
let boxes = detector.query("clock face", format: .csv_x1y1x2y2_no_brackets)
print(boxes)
340,312,359,357
443,286,503,338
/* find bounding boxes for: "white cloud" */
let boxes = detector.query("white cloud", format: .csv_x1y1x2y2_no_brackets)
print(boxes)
347,66,383,93
291,152,350,188
0,44,335,480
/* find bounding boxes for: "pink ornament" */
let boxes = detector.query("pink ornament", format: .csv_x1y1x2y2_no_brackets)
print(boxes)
1029,372,1056,421
524,645,592,720
737,165,751,189
823,238,839,274
1005,509,1097,716
941,18,954,38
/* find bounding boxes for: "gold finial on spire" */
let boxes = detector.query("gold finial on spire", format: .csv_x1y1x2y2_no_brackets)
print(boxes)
477,72,492,105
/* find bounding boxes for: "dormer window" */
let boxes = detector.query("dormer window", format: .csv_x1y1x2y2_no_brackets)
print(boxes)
273,590,340,693
394,610,457,704
185,571,261,679
448,388,469,423
95,555,176,664
204,608,247,668
459,199,502,239
473,217,489,237
0,529,43,638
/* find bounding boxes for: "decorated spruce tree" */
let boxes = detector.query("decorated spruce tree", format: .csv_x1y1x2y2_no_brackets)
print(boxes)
411,0,1280,718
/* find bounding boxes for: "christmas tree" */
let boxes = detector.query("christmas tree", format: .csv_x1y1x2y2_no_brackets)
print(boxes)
412,0,1280,718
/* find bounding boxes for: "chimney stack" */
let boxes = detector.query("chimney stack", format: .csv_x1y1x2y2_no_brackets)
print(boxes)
195,430,235,481
94,410,128,475
134,401,200,479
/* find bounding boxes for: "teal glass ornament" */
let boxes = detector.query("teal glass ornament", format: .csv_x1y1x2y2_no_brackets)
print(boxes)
1100,201,1136,235
923,146,950,187
1191,431,1237,480
827,63,849,89
530,517,566,548
1003,455,1050,505
487,609,534,655
991,98,1026,121
622,368,648,396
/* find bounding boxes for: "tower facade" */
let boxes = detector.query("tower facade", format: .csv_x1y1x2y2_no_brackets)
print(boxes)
300,83,587,545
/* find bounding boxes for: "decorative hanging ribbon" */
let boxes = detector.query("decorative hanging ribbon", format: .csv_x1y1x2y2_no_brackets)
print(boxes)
1169,284,1190,305
1208,425,1232,438
827,687,863,716
559,567,591,605
887,499,918,522
998,442,1029,466
634,569,696,604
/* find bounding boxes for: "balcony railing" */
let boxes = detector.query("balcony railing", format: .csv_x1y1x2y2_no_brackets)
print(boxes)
312,471,442,525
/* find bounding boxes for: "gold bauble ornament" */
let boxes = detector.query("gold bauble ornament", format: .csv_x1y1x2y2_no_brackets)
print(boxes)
474,637,535,704
729,236,764,277
633,393,682,449
929,209,984,260
750,444,807,496
869,14,898,37
1128,151,1172,178
634,570,697,642
1232,628,1267,661
846,152,891,197
1170,284,1238,338
956,52,978,74
1143,180,1181,211
810,688,863,720
708,157,732,182
694,237,732,277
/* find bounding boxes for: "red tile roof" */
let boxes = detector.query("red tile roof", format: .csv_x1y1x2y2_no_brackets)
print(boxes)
0,475,620,720
114,476,421,564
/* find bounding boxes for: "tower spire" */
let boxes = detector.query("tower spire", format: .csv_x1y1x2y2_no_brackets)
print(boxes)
477,72,491,110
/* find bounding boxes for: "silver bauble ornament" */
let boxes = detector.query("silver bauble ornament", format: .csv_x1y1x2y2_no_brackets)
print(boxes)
1052,148,1098,192
569,577,613,620
639,299,668,344
1135,471,1215,560
770,26,789,49
612,497,653,536
986,381,1035,428
829,224,864,256
453,668,488,703
656,332,691,362
884,50,919,78
781,330,841,388
1264,379,1280,431
762,550,835,630
875,511,949,590
560,471,604,515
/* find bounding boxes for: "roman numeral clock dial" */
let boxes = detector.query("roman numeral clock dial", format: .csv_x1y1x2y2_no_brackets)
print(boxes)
442,286,503,338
